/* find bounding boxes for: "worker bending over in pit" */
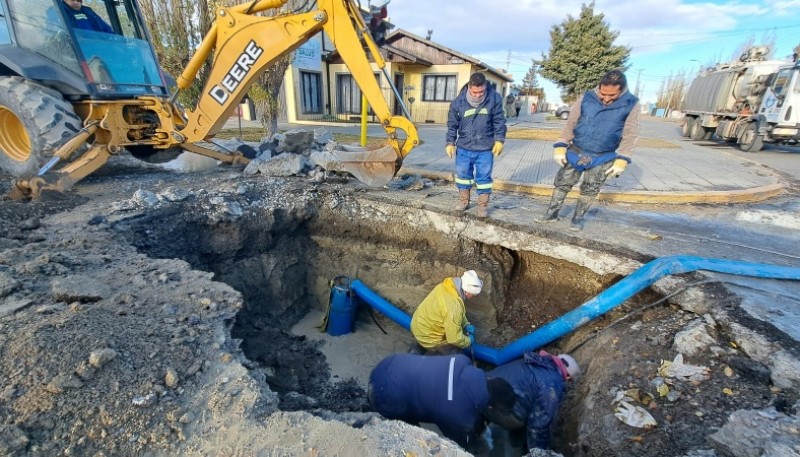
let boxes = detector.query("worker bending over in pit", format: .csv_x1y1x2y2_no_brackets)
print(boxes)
368,353,515,453
485,350,579,451
410,270,482,354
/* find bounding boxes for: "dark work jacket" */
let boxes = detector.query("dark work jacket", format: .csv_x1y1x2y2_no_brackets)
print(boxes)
486,351,566,450
59,3,114,34
573,89,637,155
369,353,488,446
446,84,507,152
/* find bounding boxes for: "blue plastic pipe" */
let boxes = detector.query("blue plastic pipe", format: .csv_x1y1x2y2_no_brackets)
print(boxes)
349,255,800,365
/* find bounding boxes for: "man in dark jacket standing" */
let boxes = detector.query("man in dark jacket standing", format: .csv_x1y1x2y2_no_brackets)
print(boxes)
446,72,507,218
538,70,639,230
369,353,515,452
485,351,579,451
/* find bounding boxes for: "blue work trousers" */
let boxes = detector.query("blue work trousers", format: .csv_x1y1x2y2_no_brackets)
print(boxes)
455,147,493,195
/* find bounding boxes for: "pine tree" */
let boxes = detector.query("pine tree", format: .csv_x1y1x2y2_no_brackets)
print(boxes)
521,61,539,94
537,2,630,101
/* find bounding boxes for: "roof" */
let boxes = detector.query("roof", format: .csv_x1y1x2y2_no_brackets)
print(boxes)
323,28,513,83
387,29,513,83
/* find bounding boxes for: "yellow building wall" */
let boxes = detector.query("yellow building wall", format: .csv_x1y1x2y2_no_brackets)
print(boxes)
284,62,512,125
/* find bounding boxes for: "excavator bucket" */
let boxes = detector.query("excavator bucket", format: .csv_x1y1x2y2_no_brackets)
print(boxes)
331,144,399,187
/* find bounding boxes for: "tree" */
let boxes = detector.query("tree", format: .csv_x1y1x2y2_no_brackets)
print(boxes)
521,60,540,94
138,0,214,106
248,0,315,138
655,70,689,113
536,2,630,102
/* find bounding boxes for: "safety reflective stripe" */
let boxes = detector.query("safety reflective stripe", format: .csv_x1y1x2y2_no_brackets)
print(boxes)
447,356,455,401
475,182,493,190
463,107,489,118
455,177,474,185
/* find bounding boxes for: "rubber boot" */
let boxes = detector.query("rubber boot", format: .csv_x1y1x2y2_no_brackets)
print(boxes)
456,189,470,211
569,195,597,231
535,189,568,222
476,193,490,218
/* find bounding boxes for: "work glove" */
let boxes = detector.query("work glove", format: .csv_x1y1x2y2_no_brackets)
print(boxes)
492,141,504,157
465,324,475,336
445,144,456,158
605,158,629,178
553,142,568,166
468,333,475,345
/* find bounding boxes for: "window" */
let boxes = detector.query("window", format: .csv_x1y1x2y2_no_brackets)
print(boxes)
422,75,457,102
300,71,322,114
336,72,380,114
772,69,792,97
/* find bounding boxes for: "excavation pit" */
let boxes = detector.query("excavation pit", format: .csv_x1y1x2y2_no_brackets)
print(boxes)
116,189,780,457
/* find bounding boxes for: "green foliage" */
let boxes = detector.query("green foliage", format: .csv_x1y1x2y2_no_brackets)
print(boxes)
521,61,540,91
537,2,630,101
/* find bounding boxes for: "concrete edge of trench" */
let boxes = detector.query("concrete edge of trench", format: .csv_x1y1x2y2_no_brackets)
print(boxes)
397,167,787,205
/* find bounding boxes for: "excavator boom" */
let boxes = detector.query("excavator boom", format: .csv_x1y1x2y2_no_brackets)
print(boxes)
175,0,418,185
9,0,418,197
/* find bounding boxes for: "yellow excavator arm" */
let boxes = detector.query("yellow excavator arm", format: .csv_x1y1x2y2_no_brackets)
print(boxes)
15,0,418,197
173,0,418,184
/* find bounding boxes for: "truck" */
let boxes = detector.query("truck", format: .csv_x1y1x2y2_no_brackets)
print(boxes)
681,46,800,152
0,0,418,197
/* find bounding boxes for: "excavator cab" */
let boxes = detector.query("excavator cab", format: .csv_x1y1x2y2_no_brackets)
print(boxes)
1,0,168,98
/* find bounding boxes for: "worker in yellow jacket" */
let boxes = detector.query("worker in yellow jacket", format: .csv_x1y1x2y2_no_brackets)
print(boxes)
410,270,483,354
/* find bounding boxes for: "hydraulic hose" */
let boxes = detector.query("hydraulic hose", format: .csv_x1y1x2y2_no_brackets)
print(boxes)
349,255,800,365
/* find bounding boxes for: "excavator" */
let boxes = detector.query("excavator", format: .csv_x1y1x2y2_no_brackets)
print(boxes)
0,0,419,197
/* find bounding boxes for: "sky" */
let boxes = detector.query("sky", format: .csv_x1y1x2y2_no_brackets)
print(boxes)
382,0,800,107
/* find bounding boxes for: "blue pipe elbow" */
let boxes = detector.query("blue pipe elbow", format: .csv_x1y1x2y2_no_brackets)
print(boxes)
349,256,800,366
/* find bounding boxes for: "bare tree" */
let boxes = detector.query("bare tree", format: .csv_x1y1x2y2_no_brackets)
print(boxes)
138,0,215,106
247,0,316,138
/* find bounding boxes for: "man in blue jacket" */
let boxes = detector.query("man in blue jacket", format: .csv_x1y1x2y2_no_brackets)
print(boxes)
538,70,639,230
58,0,114,34
446,72,507,218
368,353,515,452
485,351,579,451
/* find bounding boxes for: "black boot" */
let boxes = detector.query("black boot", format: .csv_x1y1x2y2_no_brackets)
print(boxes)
536,189,568,222
570,195,597,231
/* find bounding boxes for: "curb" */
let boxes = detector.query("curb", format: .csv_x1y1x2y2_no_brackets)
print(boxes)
398,167,786,205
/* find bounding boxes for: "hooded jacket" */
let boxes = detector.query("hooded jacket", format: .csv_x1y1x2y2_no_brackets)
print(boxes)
486,351,566,450
446,83,507,151
410,277,471,349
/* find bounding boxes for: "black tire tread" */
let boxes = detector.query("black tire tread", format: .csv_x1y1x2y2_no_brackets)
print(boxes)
0,76,82,177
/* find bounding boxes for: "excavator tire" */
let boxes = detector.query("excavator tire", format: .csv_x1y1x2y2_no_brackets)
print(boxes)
0,76,82,178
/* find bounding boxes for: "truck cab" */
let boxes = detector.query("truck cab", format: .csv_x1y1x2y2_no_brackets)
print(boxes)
760,64,800,135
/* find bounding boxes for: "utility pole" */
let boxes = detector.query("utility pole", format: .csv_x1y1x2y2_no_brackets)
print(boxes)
505,50,511,72
634,69,643,97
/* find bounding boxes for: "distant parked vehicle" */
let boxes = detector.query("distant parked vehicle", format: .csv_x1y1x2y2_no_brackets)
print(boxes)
555,105,571,120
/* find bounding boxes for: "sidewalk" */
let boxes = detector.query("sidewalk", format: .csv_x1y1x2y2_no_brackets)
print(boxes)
399,112,784,204
225,111,784,204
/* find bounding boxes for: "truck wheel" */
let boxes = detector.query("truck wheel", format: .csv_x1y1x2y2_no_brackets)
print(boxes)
560,111,569,120
689,119,706,140
738,124,763,153
0,76,82,178
680,117,692,137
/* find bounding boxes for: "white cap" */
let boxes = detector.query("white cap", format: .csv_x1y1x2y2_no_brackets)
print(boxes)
460,270,483,295
558,354,580,379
